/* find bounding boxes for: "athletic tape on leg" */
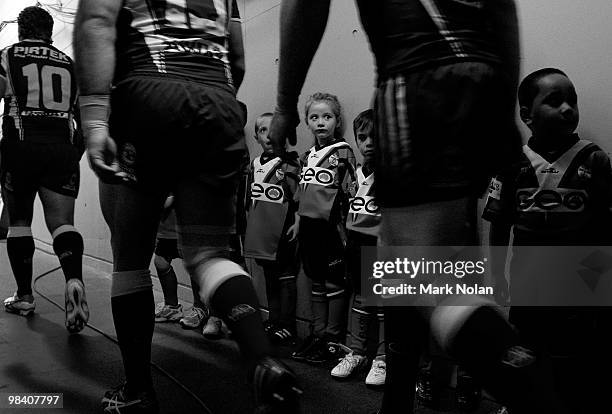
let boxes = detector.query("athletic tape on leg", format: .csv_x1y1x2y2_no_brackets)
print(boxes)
111,269,153,297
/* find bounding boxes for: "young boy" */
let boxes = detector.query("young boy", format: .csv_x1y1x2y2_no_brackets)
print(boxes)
244,112,301,344
484,68,612,413
330,109,385,386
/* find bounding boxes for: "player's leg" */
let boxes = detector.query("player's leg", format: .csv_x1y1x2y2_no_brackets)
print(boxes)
99,181,165,409
38,187,88,332
2,187,36,316
175,174,300,412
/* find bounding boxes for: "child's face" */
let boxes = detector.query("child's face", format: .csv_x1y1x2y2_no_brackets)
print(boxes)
355,127,374,163
255,116,273,154
306,101,338,146
524,73,579,140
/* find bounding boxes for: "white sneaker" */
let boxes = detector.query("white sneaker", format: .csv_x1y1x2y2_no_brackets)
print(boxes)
154,302,183,322
4,293,35,316
331,353,367,379
365,357,386,386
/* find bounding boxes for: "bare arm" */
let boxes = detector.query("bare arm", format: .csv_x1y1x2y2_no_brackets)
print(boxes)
228,20,245,92
74,0,126,182
269,0,331,155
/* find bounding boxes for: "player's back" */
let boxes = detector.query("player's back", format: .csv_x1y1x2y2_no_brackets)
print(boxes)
0,40,77,144
115,0,240,91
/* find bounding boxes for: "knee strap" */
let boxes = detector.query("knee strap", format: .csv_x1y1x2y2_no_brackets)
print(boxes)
111,269,153,297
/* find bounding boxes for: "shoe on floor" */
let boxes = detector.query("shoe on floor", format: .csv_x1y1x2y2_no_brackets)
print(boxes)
202,315,223,339
253,357,302,414
65,279,89,333
4,293,35,316
179,306,207,329
306,341,349,364
101,382,159,413
291,335,322,361
154,302,183,323
365,357,386,386
269,327,296,345
331,353,367,379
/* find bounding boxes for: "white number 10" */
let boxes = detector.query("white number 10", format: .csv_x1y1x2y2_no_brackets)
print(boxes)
22,63,71,111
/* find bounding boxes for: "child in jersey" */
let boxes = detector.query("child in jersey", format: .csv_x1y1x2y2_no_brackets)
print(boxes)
330,109,386,386
244,112,301,344
291,92,357,364
483,68,612,413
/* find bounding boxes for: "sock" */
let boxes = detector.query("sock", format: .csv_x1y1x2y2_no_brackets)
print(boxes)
348,294,371,354
111,290,155,394
210,275,270,366
326,286,347,342
7,233,35,297
189,277,206,309
263,265,281,326
279,275,297,331
311,285,328,338
156,263,178,306
52,229,84,282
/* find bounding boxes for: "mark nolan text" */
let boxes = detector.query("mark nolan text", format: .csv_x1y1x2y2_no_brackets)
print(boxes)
373,283,493,296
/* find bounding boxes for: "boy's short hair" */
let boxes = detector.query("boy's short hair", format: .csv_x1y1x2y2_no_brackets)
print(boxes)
353,109,374,138
18,7,53,43
304,92,345,140
254,112,273,135
518,68,568,110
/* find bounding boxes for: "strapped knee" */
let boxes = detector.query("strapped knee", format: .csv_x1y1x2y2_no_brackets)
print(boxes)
111,269,153,297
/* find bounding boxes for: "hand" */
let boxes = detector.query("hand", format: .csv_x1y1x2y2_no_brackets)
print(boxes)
85,127,128,184
286,222,299,242
269,108,300,157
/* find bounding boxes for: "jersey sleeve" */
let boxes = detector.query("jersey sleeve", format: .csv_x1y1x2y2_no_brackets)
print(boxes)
338,146,357,194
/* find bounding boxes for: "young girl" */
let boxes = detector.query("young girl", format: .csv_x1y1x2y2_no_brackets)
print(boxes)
291,92,357,364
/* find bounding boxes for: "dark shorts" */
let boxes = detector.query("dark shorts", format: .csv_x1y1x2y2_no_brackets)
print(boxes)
155,237,182,263
298,216,346,285
0,139,80,198
373,62,522,207
109,76,247,197
256,238,300,279
346,230,377,295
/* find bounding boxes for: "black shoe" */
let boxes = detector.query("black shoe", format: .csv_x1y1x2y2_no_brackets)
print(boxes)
269,327,296,345
305,341,347,364
101,383,159,413
456,373,481,411
253,357,302,414
416,366,438,409
291,335,321,361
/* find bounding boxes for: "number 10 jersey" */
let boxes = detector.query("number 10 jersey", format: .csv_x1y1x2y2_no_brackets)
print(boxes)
0,39,78,144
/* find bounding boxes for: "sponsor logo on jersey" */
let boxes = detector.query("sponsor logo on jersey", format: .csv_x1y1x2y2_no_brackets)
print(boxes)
329,153,339,167
577,165,592,180
349,195,380,216
251,182,284,204
13,46,70,63
300,166,335,186
540,167,560,174
516,189,587,212
275,169,285,181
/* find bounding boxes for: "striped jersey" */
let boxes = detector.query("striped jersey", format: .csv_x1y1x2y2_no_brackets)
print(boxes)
483,136,612,245
346,165,381,237
115,0,240,90
244,154,300,260
0,40,78,143
355,0,500,79
297,141,356,222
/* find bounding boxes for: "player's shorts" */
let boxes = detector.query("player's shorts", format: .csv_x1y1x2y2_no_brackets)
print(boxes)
256,238,300,279
346,230,377,295
298,216,346,285
154,237,182,263
373,61,522,207
109,76,247,238
109,76,246,196
0,139,80,198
